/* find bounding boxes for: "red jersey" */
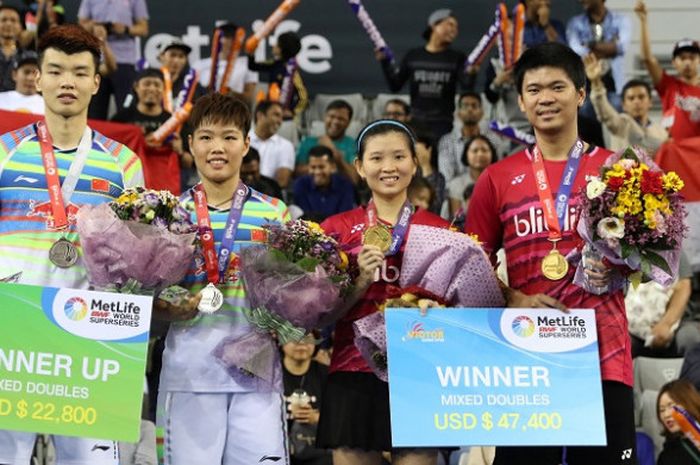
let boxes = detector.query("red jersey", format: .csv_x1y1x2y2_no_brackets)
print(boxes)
321,206,449,374
465,146,633,387
657,72,700,140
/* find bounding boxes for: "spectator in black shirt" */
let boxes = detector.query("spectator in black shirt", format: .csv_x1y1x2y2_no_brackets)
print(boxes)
282,333,332,465
112,69,169,133
0,6,24,92
159,39,206,111
377,8,475,140
248,31,308,121
240,146,283,199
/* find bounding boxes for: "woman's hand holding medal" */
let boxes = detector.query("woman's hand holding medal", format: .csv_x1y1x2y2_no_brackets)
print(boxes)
357,244,384,288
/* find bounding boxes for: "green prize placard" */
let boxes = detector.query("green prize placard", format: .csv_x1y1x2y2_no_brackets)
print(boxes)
0,283,152,442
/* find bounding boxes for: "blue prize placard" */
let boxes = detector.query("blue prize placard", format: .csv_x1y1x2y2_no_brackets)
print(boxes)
385,308,606,447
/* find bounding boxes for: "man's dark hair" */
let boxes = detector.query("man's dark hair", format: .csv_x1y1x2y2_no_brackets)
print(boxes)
38,24,102,72
514,42,586,94
459,91,482,107
326,99,353,120
134,68,164,83
255,99,281,121
0,5,22,20
414,130,434,151
277,32,301,61
189,92,251,134
242,146,260,164
308,145,334,163
621,79,652,100
384,98,410,116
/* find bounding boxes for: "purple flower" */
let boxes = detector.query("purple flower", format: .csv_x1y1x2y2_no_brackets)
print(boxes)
144,192,159,208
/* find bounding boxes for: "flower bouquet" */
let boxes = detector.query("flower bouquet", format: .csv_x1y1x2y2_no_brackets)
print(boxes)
574,147,687,294
353,225,505,381
212,220,352,389
76,187,197,299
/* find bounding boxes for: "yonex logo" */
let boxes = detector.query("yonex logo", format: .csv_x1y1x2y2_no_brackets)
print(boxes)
621,448,632,460
350,223,365,234
511,174,526,185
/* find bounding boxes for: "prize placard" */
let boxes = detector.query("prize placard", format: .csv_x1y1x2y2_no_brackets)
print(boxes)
386,307,606,447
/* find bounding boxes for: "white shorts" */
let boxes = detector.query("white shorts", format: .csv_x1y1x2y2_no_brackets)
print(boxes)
157,391,288,465
0,430,118,465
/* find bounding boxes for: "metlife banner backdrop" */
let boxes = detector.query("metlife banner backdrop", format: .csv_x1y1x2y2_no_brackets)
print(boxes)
0,283,151,442
385,308,606,447
58,0,581,95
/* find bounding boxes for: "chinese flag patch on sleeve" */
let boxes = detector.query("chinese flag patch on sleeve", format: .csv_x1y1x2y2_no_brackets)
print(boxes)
91,178,110,192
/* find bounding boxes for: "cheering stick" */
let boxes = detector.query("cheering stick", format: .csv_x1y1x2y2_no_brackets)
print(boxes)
161,67,174,113
497,3,511,69
347,0,394,65
465,17,499,71
151,102,193,145
279,57,297,110
511,3,526,65
672,406,700,451
245,0,301,54
220,27,246,95
489,120,535,146
208,27,223,92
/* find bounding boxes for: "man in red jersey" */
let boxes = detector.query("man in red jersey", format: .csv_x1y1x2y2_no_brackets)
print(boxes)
466,42,637,465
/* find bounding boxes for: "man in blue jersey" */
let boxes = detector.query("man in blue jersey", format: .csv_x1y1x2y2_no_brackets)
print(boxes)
154,93,290,465
0,25,143,465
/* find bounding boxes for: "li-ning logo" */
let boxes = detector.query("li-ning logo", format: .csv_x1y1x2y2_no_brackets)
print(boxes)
405,321,444,342
511,174,526,185
91,444,111,452
64,297,88,321
259,456,282,462
511,315,535,338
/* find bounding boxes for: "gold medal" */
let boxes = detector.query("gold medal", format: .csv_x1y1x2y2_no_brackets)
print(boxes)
363,225,392,253
542,249,569,281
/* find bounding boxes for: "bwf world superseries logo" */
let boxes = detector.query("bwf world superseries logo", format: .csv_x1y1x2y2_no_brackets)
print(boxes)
63,297,88,321
511,315,535,338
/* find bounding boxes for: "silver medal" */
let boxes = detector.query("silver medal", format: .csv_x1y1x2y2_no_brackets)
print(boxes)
198,283,224,314
49,238,78,268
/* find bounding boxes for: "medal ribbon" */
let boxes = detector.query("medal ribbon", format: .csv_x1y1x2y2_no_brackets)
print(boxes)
193,182,249,284
36,121,93,231
366,199,413,256
529,139,585,241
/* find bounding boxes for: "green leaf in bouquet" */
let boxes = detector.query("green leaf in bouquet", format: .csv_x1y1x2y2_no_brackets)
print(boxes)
620,242,636,259
243,307,305,345
642,249,672,276
649,241,676,251
295,256,321,273
622,146,639,163
640,258,652,278
268,248,289,263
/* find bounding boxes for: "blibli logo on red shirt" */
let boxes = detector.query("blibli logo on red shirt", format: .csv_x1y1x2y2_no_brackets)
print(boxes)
513,205,578,237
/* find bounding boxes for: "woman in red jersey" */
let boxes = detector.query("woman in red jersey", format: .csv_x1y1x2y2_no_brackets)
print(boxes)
316,120,447,465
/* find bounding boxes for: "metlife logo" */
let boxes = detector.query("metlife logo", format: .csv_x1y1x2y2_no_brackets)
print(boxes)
51,289,152,342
